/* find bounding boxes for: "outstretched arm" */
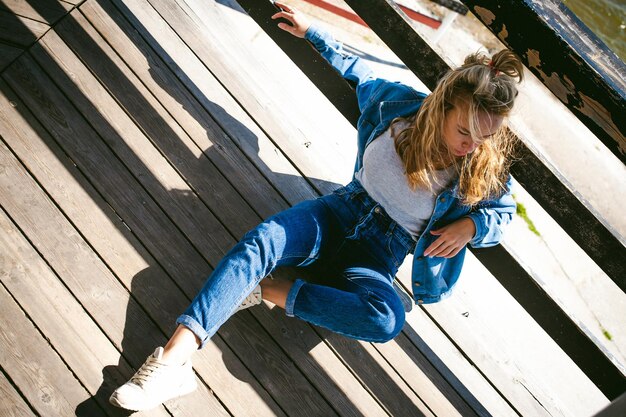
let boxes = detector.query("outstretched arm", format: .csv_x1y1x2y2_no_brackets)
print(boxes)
272,2,381,111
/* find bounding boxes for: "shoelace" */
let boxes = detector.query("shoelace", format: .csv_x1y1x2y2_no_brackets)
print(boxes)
130,358,165,387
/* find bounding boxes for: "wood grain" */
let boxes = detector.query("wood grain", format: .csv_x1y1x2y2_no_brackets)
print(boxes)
0,369,36,417
0,0,72,25
0,286,106,417
0,10,48,46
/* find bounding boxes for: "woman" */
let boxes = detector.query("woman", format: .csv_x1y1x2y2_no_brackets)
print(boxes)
110,2,522,411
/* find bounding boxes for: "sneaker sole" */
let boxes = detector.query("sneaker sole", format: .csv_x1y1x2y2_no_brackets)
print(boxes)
109,380,198,411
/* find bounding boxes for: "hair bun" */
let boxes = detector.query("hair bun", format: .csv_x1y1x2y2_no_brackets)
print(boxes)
489,50,524,82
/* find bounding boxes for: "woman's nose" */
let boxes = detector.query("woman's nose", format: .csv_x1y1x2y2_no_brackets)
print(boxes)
462,139,477,151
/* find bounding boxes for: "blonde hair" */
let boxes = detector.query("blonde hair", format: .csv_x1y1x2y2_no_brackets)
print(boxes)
393,50,524,206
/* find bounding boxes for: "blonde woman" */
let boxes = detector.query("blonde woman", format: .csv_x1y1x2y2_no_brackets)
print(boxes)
110,2,523,411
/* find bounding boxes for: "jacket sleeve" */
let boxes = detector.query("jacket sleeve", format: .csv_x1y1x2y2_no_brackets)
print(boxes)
304,23,385,112
465,176,517,248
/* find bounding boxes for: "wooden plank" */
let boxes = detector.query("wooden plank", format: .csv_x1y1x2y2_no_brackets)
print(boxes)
0,80,284,417
373,332,481,417
49,9,264,237
0,144,225,417
97,0,318,207
133,0,357,194
80,0,301,220
0,369,36,417
0,172,170,417
0,0,72,25
397,255,609,417
0,285,107,417
399,304,519,417
0,10,48,46
0,84,232,417
0,42,22,72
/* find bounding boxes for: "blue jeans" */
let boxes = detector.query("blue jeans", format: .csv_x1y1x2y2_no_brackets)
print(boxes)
177,180,416,347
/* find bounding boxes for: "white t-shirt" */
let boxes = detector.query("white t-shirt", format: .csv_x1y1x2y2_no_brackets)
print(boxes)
355,122,456,238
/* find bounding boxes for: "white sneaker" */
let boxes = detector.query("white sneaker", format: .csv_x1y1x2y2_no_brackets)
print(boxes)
109,347,197,411
235,284,262,312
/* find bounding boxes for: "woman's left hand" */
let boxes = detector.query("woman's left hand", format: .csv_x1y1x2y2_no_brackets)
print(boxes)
423,218,476,258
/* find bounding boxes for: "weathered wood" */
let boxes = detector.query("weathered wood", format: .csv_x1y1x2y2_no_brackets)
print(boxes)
0,369,36,417
0,42,22,72
138,0,357,194
373,332,480,416
233,0,360,123
94,0,317,207
399,296,519,417
0,128,226,417
0,193,170,417
1,52,271,414
0,286,107,417
461,0,626,164
3,53,213,283
0,0,72,25
473,244,626,399
0,81,284,417
81,0,290,221
400,253,609,417
0,10,49,46
51,12,266,239
319,330,436,417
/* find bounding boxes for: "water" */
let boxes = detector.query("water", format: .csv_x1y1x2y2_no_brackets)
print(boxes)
563,0,626,62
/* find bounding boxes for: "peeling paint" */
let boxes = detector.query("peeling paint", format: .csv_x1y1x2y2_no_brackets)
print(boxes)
524,49,625,152
576,93,626,154
474,6,495,26
526,48,541,68
498,24,508,41
525,49,573,103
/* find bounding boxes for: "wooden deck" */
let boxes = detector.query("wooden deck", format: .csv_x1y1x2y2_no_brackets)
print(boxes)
0,1,611,416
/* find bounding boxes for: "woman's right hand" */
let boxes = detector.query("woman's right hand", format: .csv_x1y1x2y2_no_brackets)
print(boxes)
271,2,312,38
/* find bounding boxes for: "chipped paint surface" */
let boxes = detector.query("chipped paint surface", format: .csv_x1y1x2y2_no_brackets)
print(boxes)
525,49,573,103
473,6,495,25
498,24,508,42
577,93,626,154
525,49,625,151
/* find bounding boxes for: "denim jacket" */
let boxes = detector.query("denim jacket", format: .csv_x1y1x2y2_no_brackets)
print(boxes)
305,24,516,303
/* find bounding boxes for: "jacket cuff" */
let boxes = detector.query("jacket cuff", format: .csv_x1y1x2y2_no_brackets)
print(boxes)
466,212,487,246
304,22,324,43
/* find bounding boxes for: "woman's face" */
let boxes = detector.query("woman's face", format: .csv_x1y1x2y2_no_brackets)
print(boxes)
442,104,503,157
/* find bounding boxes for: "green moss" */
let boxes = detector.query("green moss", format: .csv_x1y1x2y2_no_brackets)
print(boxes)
602,327,613,341
513,195,541,236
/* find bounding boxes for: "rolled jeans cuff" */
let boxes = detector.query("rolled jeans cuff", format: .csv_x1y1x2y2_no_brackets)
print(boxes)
176,314,210,349
285,279,306,317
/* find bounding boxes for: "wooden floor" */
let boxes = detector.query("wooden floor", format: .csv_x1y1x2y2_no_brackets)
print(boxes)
0,1,611,416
